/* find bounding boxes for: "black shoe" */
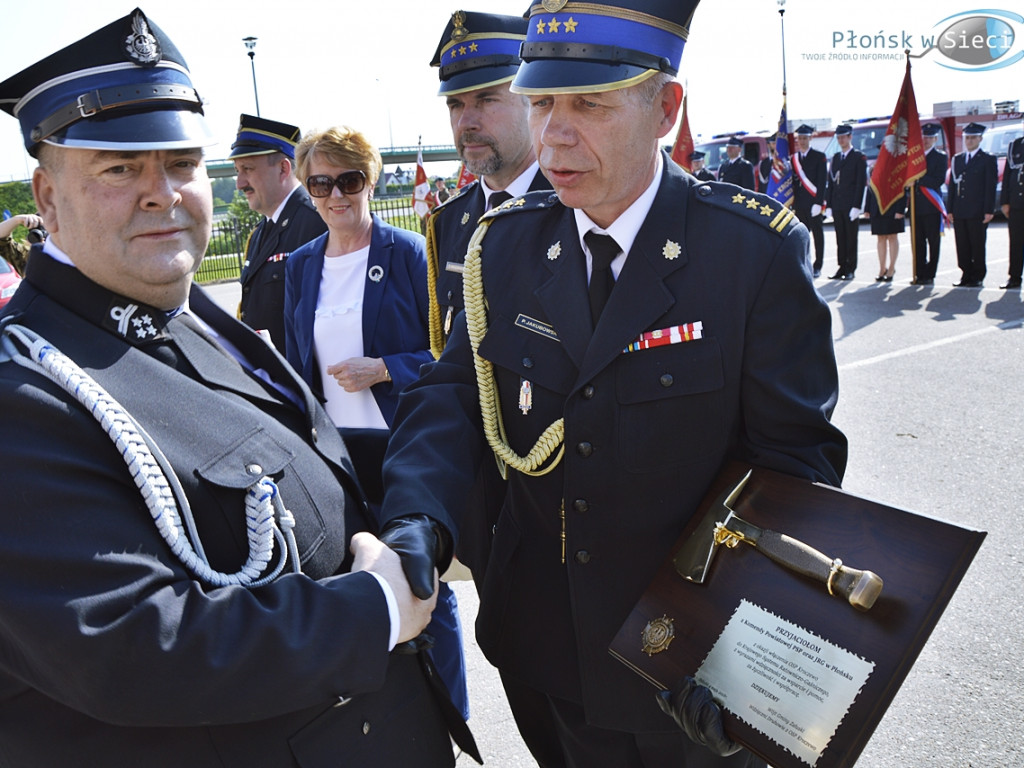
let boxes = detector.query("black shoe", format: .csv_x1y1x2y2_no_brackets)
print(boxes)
829,270,845,280
1000,279,1022,289
884,273,893,282
953,280,970,287
875,274,887,282
841,271,855,281
921,278,933,285
813,269,821,278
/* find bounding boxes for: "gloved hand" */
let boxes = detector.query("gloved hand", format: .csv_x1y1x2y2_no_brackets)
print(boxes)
378,515,451,600
657,677,741,757
811,203,822,217
848,207,862,221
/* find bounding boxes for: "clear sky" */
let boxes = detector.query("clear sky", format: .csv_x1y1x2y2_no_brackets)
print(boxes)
0,1,1021,182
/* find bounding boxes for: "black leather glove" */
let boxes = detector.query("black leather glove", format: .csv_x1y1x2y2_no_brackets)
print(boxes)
378,515,452,600
657,677,741,757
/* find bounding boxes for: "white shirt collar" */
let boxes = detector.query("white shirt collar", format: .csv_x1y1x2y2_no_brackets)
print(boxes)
574,152,664,279
270,183,302,223
479,160,541,203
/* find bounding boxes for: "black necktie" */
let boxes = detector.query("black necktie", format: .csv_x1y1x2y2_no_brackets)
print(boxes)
584,231,620,328
488,191,512,210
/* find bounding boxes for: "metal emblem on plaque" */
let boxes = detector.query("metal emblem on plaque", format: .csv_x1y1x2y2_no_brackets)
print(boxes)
641,615,675,656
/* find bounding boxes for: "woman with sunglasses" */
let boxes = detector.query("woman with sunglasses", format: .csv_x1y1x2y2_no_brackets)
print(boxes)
284,126,469,723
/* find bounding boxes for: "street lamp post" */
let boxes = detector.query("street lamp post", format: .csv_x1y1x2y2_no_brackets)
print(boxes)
777,0,788,93
242,36,260,117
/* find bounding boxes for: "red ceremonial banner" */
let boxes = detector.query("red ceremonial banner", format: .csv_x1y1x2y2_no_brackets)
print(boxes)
869,60,926,215
670,92,695,173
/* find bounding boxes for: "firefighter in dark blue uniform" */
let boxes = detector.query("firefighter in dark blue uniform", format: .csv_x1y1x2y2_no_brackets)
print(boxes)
717,136,755,190
910,123,949,285
792,124,828,277
999,117,1024,289
949,122,997,287
382,1,847,766
826,123,867,279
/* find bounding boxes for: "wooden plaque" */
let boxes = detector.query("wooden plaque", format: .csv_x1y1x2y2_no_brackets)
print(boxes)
609,461,985,768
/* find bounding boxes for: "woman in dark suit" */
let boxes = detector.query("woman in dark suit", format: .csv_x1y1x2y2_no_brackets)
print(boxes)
284,125,468,720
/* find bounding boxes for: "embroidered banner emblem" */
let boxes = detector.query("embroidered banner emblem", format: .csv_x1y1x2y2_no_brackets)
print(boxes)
515,314,559,342
623,322,703,353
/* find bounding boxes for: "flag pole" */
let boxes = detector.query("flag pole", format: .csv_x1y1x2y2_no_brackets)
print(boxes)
778,0,788,94
906,50,918,284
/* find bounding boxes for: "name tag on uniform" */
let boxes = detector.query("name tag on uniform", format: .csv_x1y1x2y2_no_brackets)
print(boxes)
623,322,703,354
515,314,559,342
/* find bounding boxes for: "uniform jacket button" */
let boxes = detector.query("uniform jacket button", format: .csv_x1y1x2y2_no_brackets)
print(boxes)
573,499,589,513
576,441,593,457
522,357,534,369
574,550,591,564
581,385,595,399
660,373,674,388
362,721,371,735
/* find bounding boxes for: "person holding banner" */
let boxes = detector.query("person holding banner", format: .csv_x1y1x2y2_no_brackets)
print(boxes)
792,125,828,278
911,124,948,286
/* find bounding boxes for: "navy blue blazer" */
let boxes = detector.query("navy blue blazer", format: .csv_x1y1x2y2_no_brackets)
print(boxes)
284,215,432,427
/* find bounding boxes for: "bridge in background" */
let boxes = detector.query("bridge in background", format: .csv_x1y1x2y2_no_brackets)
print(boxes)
206,144,460,181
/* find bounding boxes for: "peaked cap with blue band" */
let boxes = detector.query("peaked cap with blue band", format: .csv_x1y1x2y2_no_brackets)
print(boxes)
228,114,302,160
0,8,214,156
510,0,699,95
430,11,529,96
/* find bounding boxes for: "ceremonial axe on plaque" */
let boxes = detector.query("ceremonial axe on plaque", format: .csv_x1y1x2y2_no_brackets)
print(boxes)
674,470,884,611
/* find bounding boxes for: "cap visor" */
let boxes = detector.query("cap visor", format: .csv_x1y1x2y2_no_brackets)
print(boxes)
47,108,216,151
510,59,656,95
438,69,518,96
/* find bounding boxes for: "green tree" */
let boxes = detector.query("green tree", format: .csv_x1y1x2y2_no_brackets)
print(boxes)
0,181,37,219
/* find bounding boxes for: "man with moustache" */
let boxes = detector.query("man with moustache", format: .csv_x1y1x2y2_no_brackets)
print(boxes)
382,1,846,765
232,115,326,353
0,9,472,766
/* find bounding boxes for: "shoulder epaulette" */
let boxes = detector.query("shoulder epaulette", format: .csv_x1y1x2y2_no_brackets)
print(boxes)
480,190,560,221
692,182,799,237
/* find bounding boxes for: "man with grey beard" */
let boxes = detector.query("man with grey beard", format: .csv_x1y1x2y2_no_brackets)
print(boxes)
421,11,552,603
426,10,550,357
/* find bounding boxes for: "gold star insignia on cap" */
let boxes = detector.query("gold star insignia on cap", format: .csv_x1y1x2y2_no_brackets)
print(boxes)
732,193,746,204
548,241,562,260
536,19,547,34
746,198,760,210
564,17,578,33
514,198,526,207
760,204,773,216
548,18,561,33
663,240,681,260
469,42,478,52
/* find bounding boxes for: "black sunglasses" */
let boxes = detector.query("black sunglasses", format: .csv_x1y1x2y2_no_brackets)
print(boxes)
306,170,367,198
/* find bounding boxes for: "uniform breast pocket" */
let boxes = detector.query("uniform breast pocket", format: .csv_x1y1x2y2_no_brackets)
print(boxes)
478,312,576,396
616,338,726,472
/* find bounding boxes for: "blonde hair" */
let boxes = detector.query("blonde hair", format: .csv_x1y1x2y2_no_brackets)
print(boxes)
294,126,382,187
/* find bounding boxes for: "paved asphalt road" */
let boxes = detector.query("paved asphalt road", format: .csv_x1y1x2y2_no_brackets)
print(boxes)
206,219,1022,768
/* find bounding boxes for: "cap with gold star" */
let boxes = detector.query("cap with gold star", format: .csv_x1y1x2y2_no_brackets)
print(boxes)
0,8,214,156
511,0,700,95
430,11,529,96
